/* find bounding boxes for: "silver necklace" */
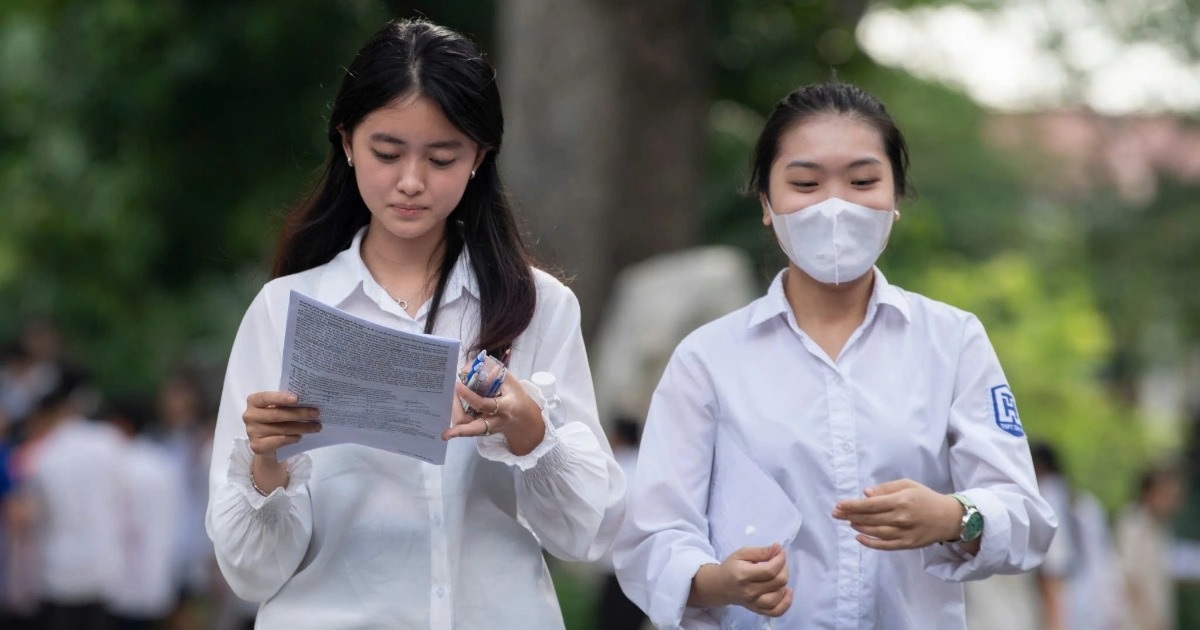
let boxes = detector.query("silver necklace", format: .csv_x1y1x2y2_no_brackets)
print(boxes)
390,274,435,311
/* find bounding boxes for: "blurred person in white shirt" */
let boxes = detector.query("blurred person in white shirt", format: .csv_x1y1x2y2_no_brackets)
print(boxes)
103,398,185,630
1065,491,1123,630
595,417,647,630
1116,464,1184,630
1030,442,1124,630
149,372,214,630
9,373,123,630
0,318,65,432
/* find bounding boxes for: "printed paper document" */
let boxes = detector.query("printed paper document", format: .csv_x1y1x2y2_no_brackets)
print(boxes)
275,291,459,464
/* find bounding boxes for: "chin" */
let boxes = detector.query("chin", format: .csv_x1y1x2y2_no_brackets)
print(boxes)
379,218,445,242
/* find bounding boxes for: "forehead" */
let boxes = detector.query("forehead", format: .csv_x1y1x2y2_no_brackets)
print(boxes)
774,114,887,167
355,94,466,141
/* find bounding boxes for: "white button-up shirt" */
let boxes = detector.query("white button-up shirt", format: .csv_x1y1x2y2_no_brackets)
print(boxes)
23,418,125,605
614,269,1056,629
109,437,184,619
206,229,624,629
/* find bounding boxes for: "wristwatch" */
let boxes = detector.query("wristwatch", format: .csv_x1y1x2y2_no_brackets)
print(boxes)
948,493,983,543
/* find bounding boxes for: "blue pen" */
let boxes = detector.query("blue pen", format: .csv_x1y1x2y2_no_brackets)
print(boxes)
463,350,486,385
484,367,506,397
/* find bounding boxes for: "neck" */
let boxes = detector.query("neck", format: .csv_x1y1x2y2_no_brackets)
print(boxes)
782,265,875,330
360,220,447,290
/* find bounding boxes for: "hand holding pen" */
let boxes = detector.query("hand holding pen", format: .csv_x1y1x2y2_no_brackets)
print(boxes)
444,348,546,456
459,349,510,415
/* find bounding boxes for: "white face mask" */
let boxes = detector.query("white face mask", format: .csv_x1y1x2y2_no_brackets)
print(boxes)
767,196,897,285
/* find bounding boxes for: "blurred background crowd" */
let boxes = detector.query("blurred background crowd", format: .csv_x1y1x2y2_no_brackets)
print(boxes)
2,0,1199,628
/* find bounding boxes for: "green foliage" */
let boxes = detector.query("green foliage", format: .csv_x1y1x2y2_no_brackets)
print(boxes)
909,253,1149,510
0,1,402,395
550,561,599,630
703,0,881,267
1081,177,1200,364
702,5,1037,283
0,1,498,398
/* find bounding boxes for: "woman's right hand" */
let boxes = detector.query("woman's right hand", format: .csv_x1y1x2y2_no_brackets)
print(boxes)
243,391,322,456
689,544,793,617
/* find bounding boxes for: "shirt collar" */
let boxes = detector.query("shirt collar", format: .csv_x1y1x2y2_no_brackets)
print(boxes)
746,267,911,330
315,226,480,306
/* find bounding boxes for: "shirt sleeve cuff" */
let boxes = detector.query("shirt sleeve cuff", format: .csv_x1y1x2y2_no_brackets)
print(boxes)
475,379,561,471
921,488,1011,581
227,437,313,510
649,547,719,629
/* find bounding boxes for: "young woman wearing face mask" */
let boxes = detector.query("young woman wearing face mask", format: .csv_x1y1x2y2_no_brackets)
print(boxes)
205,19,624,629
612,82,1057,629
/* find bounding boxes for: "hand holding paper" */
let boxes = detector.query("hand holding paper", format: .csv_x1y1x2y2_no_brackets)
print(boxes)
273,291,460,464
242,390,323,455
705,425,801,627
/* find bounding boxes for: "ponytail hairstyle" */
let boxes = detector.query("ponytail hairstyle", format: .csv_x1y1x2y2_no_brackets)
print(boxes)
272,19,537,356
748,80,912,200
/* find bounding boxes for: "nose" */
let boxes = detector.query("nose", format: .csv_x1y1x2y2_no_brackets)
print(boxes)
395,160,425,197
824,182,853,201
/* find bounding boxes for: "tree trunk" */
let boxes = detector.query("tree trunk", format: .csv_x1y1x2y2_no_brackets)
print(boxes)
497,0,707,335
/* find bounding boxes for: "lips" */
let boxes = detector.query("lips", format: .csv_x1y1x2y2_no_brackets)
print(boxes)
389,204,429,218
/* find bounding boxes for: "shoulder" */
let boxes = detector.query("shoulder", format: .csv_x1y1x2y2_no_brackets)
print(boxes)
531,267,574,300
530,267,582,316
259,265,330,306
669,301,758,368
67,421,125,459
239,264,333,326
512,268,583,343
131,441,181,480
891,285,986,337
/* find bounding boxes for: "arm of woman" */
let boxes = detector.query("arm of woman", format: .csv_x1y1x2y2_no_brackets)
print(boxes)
205,288,317,602
921,314,1058,580
611,340,725,628
462,282,625,563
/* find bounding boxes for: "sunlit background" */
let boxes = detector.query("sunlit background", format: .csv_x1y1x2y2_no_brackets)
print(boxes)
1,0,1198,628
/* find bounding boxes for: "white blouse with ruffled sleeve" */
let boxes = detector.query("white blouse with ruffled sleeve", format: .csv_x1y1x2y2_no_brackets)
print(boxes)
206,228,624,630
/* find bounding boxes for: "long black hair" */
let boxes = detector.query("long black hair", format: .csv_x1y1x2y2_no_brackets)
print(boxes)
273,19,536,356
748,81,913,200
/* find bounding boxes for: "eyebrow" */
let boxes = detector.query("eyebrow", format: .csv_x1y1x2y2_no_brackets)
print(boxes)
785,157,883,170
369,133,464,150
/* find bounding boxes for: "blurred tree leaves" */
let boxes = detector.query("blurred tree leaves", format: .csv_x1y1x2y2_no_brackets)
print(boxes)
0,1,394,392
0,0,510,395
702,3,1034,275
1084,176,1200,369
909,254,1146,509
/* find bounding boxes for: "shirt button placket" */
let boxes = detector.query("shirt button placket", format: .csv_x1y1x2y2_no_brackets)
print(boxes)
826,367,860,629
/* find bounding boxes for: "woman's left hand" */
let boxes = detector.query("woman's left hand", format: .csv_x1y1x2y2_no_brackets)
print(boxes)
442,371,546,456
831,479,970,551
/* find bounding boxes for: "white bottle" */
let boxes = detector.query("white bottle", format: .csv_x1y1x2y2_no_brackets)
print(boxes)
530,372,562,425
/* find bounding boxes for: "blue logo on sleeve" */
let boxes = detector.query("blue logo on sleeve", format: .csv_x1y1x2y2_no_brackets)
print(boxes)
991,384,1024,437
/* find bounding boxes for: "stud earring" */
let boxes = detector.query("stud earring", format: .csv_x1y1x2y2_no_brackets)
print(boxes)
469,169,476,179
347,156,353,168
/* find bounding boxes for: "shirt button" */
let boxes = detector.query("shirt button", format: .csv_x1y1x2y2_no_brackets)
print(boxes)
436,587,446,598
433,516,442,526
